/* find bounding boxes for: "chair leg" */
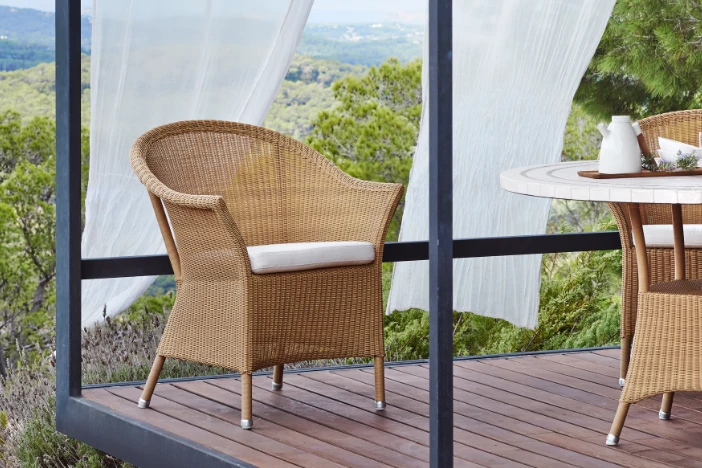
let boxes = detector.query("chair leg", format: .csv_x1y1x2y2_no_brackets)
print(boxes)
606,402,630,446
138,355,165,408
272,364,284,390
660,392,674,420
374,356,386,410
619,337,631,387
241,373,253,429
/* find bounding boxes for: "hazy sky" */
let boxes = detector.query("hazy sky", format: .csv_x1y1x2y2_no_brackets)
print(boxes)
0,0,425,23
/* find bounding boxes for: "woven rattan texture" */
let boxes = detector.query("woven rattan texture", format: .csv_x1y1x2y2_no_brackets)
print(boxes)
608,110,702,342
131,120,403,374
638,109,702,224
622,287,702,403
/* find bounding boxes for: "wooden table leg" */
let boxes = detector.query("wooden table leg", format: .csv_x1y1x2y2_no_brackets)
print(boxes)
660,203,685,420
672,203,685,281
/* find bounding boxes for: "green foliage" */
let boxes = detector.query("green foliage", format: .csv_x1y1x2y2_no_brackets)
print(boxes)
144,275,176,297
385,222,622,360
0,40,53,71
307,58,422,240
0,111,88,365
577,0,702,118
0,55,91,127
16,397,127,468
263,55,366,140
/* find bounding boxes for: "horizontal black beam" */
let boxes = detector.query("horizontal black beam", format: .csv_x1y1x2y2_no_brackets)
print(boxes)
82,254,173,279
60,397,253,468
81,231,621,280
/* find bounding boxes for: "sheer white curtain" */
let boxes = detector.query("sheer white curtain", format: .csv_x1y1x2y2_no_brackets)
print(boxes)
387,0,614,328
82,0,313,327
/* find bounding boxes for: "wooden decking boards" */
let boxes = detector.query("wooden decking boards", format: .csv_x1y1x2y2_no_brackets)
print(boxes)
83,349,702,467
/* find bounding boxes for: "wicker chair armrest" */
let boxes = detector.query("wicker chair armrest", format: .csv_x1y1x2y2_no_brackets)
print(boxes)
162,198,252,281
315,172,404,254
608,202,633,248
133,163,250,280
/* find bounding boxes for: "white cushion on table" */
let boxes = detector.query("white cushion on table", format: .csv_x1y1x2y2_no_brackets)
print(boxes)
247,241,375,274
634,225,702,248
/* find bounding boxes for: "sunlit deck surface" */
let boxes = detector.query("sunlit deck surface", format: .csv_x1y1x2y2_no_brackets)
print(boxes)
83,349,702,467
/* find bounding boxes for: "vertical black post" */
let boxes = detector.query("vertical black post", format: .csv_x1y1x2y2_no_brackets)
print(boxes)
428,0,453,466
55,0,83,415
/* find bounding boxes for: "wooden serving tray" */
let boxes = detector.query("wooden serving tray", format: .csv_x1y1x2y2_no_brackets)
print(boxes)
578,169,702,179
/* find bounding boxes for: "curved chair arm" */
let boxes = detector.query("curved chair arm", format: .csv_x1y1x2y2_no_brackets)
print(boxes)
131,146,251,282
608,202,633,249
294,161,404,258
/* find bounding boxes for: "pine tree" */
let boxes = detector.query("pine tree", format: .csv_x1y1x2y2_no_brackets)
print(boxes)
577,0,702,118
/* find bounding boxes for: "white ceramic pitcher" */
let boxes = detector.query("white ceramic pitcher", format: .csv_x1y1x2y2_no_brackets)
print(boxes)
597,116,642,174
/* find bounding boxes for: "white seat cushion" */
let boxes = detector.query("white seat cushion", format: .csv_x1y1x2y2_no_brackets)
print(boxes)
634,225,702,248
247,241,375,274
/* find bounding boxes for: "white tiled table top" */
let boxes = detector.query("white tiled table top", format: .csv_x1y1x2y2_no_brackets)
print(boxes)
500,161,702,204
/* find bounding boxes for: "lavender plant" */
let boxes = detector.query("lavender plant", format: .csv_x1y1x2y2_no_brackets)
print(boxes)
676,152,698,171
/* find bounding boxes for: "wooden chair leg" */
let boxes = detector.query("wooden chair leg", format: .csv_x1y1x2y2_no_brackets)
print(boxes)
374,356,386,410
606,402,630,446
241,373,253,429
660,392,674,420
139,355,165,408
272,364,284,390
620,337,631,387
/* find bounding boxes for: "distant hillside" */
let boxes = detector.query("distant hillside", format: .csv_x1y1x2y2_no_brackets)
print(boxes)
0,55,91,127
0,39,53,71
0,54,367,138
0,6,421,67
298,23,422,66
0,5,91,50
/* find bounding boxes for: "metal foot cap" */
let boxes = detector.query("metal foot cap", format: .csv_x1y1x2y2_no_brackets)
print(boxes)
138,398,150,409
241,419,253,430
272,381,283,391
618,378,626,387
659,410,671,420
605,434,619,446
375,401,386,410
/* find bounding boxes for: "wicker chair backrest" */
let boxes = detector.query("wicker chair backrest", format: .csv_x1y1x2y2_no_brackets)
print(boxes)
638,110,702,225
133,120,392,247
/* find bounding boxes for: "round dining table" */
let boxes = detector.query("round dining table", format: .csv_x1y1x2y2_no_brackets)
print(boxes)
500,160,702,278
500,159,702,307
501,159,702,443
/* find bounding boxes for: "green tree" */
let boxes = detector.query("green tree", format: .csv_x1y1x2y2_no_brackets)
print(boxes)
306,57,422,240
577,0,702,118
0,110,89,369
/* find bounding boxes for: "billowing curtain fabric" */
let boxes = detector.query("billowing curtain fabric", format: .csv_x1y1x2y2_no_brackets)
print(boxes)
82,0,314,327
387,0,614,328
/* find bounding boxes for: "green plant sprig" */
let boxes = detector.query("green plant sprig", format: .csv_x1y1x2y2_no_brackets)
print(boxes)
676,151,698,171
641,151,699,172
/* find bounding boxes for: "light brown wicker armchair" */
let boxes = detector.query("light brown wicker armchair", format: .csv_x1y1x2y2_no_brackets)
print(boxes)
130,120,404,429
608,109,702,385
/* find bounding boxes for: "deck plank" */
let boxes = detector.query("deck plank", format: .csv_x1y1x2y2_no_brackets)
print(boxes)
83,388,296,467
82,350,702,467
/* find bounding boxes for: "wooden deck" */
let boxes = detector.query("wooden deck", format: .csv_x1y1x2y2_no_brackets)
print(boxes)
83,349,702,467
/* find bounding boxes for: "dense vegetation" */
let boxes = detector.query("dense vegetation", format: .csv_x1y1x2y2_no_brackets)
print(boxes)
263,55,366,139
0,40,53,71
0,55,91,126
577,0,702,118
2,3,702,464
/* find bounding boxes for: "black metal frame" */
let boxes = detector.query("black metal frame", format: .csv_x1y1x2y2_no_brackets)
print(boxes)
55,0,622,466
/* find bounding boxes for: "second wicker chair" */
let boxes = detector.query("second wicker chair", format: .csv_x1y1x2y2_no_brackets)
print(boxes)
130,120,404,429
609,109,702,386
